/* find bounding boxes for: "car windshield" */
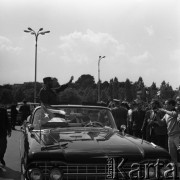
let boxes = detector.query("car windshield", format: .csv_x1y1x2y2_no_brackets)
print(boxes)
32,106,116,130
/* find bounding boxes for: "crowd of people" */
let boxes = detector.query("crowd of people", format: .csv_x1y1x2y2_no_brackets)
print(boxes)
109,97,180,166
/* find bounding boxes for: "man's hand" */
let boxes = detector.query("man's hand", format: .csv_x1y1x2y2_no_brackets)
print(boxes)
69,76,74,83
158,108,165,112
71,76,74,81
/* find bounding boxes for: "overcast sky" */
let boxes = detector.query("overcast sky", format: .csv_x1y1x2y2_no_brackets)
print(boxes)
0,0,179,89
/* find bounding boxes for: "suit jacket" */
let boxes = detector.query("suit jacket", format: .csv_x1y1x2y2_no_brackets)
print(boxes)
142,110,167,137
39,83,69,105
111,106,128,130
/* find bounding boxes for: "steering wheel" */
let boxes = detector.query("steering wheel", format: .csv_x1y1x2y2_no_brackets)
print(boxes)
84,121,103,127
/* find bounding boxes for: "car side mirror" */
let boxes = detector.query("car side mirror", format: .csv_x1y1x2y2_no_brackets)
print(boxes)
120,125,126,136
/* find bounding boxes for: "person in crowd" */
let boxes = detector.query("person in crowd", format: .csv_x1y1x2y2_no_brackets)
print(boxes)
108,100,114,109
131,101,146,138
108,99,121,109
19,100,31,124
39,76,74,105
107,98,113,108
10,102,18,130
176,100,180,127
121,101,130,132
176,96,180,111
111,100,128,131
176,96,180,103
127,101,136,135
141,99,168,150
158,99,180,165
0,104,11,166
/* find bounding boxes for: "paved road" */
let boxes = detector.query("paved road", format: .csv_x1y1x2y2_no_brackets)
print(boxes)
0,127,21,180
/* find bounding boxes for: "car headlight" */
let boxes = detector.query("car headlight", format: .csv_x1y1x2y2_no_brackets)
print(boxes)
50,168,63,180
30,168,43,180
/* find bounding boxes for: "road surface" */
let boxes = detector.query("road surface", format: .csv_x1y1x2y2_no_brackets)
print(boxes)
0,127,21,180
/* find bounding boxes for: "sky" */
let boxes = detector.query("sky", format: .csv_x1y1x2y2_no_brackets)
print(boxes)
0,0,180,89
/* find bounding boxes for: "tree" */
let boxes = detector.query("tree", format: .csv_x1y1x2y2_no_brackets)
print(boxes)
83,88,97,103
0,74,178,105
102,81,109,89
13,87,24,102
75,74,95,89
118,87,126,101
125,78,133,102
159,81,175,100
135,77,146,101
137,77,145,90
23,89,34,102
101,88,109,103
149,82,158,100
108,79,114,100
112,77,119,99
59,88,82,104
0,89,13,104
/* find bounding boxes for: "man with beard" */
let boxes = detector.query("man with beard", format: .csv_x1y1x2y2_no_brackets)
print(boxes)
39,76,74,105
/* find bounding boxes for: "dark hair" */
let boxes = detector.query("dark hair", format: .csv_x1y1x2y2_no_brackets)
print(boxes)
151,99,161,108
23,99,27,103
167,99,176,107
121,102,130,110
43,77,53,84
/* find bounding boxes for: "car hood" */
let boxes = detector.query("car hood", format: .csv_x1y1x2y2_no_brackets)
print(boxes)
28,128,170,163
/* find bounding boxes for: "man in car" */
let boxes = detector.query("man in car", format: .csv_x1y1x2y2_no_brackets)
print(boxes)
39,76,74,105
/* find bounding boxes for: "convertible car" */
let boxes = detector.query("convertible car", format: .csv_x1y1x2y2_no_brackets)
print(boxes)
20,104,173,180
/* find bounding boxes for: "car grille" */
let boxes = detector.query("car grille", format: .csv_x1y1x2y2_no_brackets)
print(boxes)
26,161,132,180
27,160,169,180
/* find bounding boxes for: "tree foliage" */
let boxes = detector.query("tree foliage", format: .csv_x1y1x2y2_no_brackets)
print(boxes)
159,81,175,100
0,74,179,105
75,74,95,89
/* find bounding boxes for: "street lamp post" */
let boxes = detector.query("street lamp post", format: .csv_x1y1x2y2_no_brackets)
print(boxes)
24,27,50,103
98,56,106,102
